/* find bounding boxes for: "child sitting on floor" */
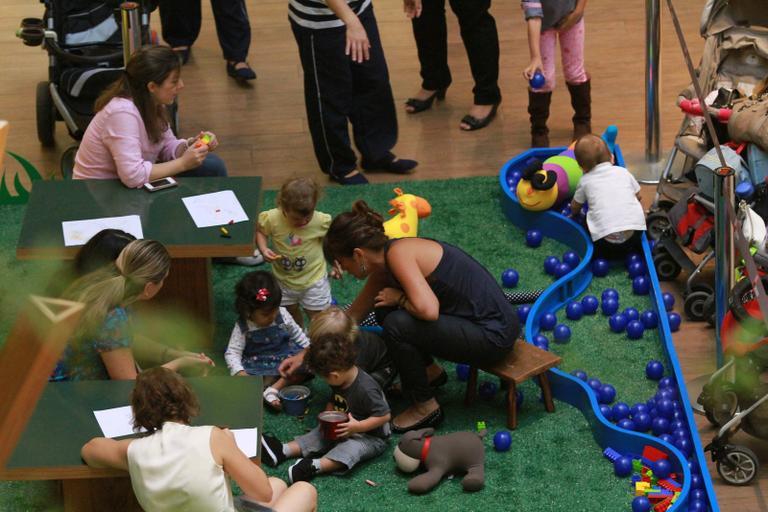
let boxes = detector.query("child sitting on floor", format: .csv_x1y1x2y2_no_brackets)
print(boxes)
570,134,647,260
261,332,391,484
257,178,336,329
225,271,309,411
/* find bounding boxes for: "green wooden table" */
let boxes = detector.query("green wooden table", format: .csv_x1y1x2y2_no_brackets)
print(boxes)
16,177,262,334
0,376,263,511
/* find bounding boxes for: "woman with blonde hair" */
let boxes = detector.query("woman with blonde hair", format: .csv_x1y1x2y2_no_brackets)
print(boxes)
51,239,213,381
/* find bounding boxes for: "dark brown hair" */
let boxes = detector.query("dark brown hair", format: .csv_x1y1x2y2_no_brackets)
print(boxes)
323,200,389,264
131,367,199,433
235,271,282,321
305,332,357,377
574,134,612,172
95,46,180,143
277,177,320,217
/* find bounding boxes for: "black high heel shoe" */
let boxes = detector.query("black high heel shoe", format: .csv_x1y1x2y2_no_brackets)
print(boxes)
405,88,448,114
460,102,500,131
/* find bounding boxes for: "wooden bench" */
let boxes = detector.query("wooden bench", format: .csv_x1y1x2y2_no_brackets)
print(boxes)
464,341,562,430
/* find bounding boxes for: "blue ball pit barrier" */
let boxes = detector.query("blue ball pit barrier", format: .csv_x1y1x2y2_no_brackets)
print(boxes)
499,146,719,511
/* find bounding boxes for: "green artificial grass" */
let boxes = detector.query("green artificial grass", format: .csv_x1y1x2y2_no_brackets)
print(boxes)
0,178,661,511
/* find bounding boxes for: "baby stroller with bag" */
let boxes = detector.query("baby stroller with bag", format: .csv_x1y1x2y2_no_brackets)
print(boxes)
648,0,768,214
16,1,158,148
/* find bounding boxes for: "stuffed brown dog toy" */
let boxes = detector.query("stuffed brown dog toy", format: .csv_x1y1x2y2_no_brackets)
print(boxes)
393,428,485,494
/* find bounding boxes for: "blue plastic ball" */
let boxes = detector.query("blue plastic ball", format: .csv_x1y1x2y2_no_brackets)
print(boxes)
562,251,580,267
565,301,584,320
571,370,588,381
581,295,599,314
632,496,651,512
662,292,675,311
626,320,645,340
656,389,676,402
598,384,616,404
652,459,672,479
632,276,650,295
493,431,512,452
646,360,664,380
658,433,674,444
601,298,619,316
592,258,610,277
612,402,630,420
560,203,572,217
587,378,602,392
628,261,646,279
671,426,688,438
630,403,648,417
478,381,498,399
691,489,706,501
659,377,676,389
656,398,675,419
633,412,652,432
517,305,531,323
609,314,628,333
641,310,659,329
673,437,692,457
623,307,640,321
617,418,636,431
601,288,619,301
651,417,670,435
625,253,643,269
525,229,543,248
668,312,682,332
599,404,614,421
691,473,703,489
330,297,338,305
529,70,546,89
533,335,549,351
509,170,522,184
539,313,557,330
455,363,470,381
501,269,519,288
688,500,707,512
614,456,633,477
553,324,571,343
543,256,560,275
553,262,572,278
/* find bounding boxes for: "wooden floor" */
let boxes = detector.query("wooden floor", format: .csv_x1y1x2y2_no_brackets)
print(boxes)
2,0,766,509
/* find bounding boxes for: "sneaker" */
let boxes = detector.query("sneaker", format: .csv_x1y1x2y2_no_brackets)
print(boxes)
235,249,265,266
288,458,318,483
260,434,286,468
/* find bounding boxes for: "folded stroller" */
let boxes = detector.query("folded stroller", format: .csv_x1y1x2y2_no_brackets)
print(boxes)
17,1,156,147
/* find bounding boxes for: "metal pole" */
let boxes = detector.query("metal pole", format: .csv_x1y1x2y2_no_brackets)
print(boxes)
645,0,661,164
713,167,735,368
120,2,141,66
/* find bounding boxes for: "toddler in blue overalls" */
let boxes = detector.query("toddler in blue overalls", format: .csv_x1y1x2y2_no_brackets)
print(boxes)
225,271,309,411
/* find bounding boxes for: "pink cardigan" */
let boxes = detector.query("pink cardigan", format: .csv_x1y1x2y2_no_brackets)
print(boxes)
73,97,185,188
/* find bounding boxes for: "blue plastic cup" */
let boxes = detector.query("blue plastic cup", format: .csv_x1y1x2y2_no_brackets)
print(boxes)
278,385,310,416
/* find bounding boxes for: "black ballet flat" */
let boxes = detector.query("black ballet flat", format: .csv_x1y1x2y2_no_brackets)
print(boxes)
405,88,447,114
460,102,500,131
227,61,257,81
172,47,191,65
392,407,444,434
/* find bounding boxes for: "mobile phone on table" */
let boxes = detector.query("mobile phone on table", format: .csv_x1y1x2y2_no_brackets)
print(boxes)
143,177,178,192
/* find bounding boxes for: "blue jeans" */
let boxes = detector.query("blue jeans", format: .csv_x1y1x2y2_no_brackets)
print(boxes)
178,153,228,178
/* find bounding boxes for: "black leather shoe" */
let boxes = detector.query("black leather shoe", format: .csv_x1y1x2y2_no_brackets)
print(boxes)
405,87,447,114
391,407,444,434
227,61,256,81
460,102,500,131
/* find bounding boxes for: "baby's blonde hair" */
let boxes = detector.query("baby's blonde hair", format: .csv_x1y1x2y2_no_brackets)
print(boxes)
276,177,320,216
308,306,358,344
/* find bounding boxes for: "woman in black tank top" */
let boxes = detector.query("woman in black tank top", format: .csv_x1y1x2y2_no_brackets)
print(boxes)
324,201,519,433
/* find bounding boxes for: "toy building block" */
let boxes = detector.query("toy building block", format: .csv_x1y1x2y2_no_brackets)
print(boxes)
642,446,668,463
653,496,674,512
603,447,622,462
476,421,487,432
635,482,650,496
657,479,681,493
633,460,644,472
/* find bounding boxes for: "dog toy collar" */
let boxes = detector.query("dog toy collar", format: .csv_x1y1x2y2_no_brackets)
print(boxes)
420,436,432,463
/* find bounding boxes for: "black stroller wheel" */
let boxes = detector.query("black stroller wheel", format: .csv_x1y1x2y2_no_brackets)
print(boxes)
685,291,712,321
646,212,671,241
717,445,759,485
36,81,55,147
653,252,682,281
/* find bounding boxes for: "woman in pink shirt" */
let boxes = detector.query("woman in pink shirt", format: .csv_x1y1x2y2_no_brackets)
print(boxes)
74,46,227,188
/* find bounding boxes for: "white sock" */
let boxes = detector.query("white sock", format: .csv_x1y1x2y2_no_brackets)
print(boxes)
282,444,291,457
311,459,322,471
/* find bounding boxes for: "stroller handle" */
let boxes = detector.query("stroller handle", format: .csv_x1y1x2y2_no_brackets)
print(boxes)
44,37,124,66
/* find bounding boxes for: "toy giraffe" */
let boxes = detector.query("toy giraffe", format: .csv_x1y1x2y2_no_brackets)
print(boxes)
383,188,432,239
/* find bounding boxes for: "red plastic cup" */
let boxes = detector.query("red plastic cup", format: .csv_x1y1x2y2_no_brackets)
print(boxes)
318,411,348,440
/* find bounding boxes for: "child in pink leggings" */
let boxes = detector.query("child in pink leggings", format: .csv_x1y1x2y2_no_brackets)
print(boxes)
522,0,591,147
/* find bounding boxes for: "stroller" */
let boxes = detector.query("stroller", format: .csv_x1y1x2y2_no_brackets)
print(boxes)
16,1,158,148
698,275,768,485
648,0,768,215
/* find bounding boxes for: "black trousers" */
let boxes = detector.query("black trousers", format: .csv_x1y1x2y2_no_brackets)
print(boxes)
593,230,644,261
158,0,251,62
412,0,501,105
380,309,513,404
291,8,399,179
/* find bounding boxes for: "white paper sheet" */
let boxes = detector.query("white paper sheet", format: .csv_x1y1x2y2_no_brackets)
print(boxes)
62,215,143,247
231,427,259,458
93,405,145,438
181,190,248,228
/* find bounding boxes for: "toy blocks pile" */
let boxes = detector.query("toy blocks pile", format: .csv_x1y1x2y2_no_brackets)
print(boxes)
604,446,682,512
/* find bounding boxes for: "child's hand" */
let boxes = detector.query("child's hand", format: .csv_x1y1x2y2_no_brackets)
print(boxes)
523,58,543,81
335,415,361,438
345,19,370,63
557,7,584,31
403,0,422,18
236,370,248,377
261,248,282,262
330,260,343,280
374,287,404,308
279,353,304,377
